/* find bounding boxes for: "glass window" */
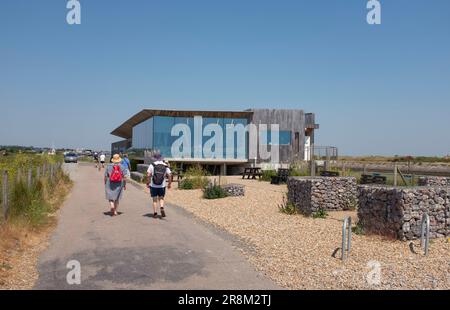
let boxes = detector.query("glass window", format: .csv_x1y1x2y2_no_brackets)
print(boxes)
153,116,175,158
132,117,153,149
261,130,292,145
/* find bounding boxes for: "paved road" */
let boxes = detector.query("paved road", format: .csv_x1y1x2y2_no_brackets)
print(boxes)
35,163,279,289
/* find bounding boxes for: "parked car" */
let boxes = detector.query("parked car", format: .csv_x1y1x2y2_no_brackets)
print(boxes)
64,152,78,163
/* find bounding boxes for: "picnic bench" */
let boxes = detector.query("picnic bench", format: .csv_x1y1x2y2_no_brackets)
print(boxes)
270,168,290,185
242,167,262,180
320,170,340,177
360,174,387,185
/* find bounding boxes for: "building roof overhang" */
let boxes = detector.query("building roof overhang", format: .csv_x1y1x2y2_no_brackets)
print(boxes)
110,109,254,139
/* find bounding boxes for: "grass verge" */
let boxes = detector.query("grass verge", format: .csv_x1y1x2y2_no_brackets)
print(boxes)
0,169,72,289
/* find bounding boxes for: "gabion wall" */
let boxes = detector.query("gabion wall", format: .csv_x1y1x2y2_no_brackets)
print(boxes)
357,186,450,240
418,176,450,187
287,177,357,215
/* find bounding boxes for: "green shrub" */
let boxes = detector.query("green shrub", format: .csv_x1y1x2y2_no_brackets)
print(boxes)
260,170,277,182
179,178,194,190
1,157,71,227
312,208,328,219
203,184,228,199
9,179,52,227
278,195,297,215
352,223,365,235
290,161,310,177
178,165,209,190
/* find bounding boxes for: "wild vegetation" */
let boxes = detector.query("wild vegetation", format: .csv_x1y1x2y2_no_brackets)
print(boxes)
0,154,72,287
178,165,209,190
339,155,450,164
203,184,228,199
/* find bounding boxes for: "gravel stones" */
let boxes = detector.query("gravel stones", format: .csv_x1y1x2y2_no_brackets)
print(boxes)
221,183,245,197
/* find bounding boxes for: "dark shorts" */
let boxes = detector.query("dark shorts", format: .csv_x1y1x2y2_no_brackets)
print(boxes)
150,186,166,198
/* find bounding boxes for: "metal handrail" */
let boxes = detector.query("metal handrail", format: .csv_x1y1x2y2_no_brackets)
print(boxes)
421,213,430,256
342,217,352,261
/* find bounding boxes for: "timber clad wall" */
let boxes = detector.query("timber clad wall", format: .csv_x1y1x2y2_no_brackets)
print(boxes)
249,109,306,164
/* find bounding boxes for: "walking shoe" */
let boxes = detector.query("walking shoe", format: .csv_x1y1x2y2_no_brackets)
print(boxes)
160,208,166,218
153,212,158,218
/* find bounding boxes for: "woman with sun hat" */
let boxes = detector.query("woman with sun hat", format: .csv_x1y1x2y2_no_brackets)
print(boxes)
104,154,126,216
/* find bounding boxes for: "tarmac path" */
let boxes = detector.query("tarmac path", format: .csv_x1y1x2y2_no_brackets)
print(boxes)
34,163,279,289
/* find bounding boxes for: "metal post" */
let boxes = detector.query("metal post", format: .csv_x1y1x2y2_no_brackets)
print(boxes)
310,144,315,177
341,216,352,261
2,170,9,220
27,168,32,188
325,147,331,172
421,213,430,256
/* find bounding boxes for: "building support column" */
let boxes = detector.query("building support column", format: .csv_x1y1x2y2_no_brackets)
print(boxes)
220,163,227,176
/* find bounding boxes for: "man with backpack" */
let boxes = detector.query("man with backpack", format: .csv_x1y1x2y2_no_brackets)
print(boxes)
146,153,172,218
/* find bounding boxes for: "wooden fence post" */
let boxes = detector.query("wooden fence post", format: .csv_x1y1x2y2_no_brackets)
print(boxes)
17,167,22,183
2,170,9,220
36,166,40,179
43,163,47,176
394,163,398,187
27,168,33,188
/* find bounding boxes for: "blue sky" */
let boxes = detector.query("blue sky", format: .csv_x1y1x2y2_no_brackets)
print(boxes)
1,0,449,156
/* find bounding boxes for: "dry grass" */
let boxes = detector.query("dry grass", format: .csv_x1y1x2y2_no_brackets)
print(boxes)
0,177,72,290
167,176,450,290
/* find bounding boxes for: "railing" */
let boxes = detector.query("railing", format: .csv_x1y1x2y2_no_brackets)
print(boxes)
341,217,352,261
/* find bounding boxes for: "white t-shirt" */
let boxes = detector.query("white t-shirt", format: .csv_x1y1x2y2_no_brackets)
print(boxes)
99,154,106,162
147,161,171,188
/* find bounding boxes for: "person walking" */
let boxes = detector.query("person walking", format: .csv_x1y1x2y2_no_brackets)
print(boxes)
99,153,106,169
93,152,99,168
146,153,172,218
121,153,131,179
104,154,126,216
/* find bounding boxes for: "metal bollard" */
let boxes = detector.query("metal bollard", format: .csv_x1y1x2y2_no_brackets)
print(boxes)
342,216,352,261
421,213,430,256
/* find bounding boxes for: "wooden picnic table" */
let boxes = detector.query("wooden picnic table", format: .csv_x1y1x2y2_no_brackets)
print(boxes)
242,167,262,180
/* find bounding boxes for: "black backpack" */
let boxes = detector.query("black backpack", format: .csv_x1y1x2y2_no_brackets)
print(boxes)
152,164,167,186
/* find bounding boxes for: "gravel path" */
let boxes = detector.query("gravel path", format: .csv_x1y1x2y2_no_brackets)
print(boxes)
167,176,450,290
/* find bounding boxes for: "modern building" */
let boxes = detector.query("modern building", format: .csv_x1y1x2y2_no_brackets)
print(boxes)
111,109,319,173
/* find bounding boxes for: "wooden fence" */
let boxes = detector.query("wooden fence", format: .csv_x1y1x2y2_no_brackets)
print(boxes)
1,162,62,221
